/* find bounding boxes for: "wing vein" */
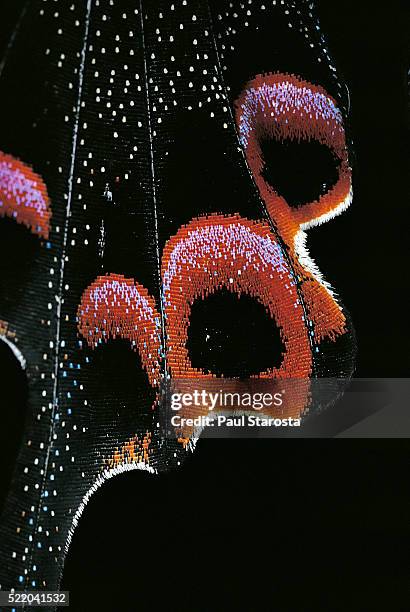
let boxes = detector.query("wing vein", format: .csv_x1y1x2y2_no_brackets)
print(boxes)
138,0,167,375
26,0,95,587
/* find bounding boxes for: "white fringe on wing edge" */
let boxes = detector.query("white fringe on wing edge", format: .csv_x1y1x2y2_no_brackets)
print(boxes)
0,335,26,370
294,186,353,300
65,436,198,555
65,461,156,555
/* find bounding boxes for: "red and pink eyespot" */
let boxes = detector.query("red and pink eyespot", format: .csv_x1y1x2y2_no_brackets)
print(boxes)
235,72,352,241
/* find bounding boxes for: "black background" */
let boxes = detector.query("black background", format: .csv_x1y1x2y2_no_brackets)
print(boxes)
0,1,409,611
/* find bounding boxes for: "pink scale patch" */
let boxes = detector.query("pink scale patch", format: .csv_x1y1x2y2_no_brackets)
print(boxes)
0,151,51,239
